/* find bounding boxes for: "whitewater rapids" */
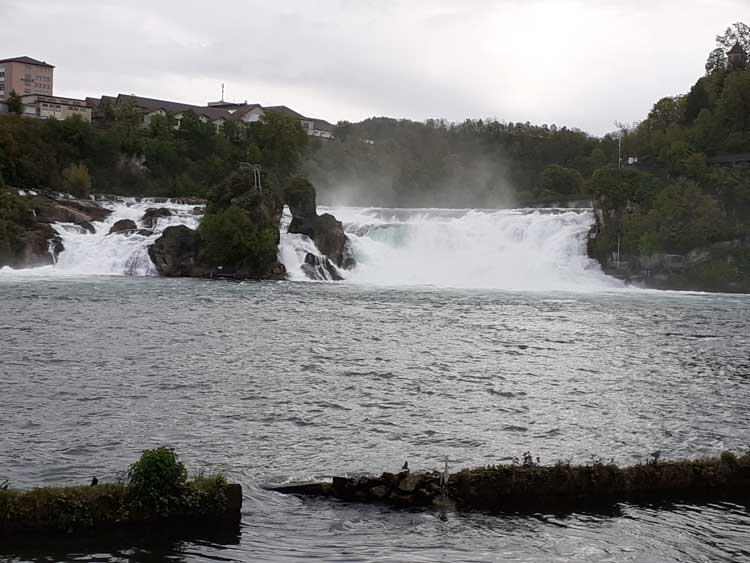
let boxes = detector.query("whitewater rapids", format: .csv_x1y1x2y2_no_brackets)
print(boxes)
314,206,620,291
0,198,201,277
1,199,619,291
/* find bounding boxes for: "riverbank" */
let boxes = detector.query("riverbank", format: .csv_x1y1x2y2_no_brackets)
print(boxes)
0,448,241,538
588,185,750,294
272,451,750,513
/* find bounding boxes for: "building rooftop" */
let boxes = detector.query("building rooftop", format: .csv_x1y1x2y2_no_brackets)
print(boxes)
115,94,231,121
313,119,335,132
87,93,335,132
0,56,54,68
265,105,307,120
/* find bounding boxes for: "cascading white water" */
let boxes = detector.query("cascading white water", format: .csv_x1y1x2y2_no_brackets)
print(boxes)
3,196,619,291
277,207,343,282
313,206,621,291
2,198,202,276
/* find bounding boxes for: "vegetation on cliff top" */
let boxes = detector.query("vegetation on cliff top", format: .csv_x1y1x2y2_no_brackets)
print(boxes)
196,168,284,276
0,106,307,198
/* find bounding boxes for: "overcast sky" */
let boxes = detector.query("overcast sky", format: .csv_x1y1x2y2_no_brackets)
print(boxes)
3,0,745,135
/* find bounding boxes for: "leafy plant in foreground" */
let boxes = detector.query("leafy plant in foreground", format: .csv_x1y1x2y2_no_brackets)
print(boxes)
127,447,187,515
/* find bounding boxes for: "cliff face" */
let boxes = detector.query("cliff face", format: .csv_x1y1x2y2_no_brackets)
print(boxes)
588,197,750,293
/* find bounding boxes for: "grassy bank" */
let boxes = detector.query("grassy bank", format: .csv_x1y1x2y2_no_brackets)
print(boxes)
273,451,750,513
450,451,750,511
0,448,241,537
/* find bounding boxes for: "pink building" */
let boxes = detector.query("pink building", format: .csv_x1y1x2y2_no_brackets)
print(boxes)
0,56,54,100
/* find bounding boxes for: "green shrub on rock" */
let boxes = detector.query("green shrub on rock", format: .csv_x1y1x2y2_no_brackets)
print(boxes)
199,205,280,274
127,447,187,515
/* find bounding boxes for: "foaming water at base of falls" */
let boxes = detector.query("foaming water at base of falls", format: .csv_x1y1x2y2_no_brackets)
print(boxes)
321,207,621,291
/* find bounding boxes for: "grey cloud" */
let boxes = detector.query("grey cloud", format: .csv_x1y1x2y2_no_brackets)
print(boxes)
4,0,747,134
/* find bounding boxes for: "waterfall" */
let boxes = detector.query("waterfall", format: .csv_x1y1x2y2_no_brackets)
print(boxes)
315,206,620,291
3,198,619,291
277,207,343,282
2,198,202,276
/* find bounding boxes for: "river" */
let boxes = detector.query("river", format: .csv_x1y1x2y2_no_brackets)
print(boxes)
1,204,749,561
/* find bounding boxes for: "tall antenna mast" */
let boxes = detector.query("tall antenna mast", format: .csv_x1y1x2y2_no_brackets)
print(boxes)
221,83,225,102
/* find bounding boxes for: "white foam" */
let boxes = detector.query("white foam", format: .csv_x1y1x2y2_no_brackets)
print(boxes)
1,198,201,277
318,206,620,291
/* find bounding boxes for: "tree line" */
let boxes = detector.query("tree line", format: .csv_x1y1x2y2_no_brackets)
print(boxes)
0,101,308,198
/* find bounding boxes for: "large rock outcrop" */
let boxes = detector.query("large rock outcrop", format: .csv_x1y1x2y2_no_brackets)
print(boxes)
30,196,112,224
285,177,355,269
108,219,137,235
148,225,209,277
148,170,287,280
12,224,63,268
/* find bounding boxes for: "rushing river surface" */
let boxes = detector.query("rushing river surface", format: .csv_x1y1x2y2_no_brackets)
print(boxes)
1,274,750,562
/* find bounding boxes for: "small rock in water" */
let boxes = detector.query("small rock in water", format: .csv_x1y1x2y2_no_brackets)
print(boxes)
76,221,96,234
109,219,137,235
397,472,422,493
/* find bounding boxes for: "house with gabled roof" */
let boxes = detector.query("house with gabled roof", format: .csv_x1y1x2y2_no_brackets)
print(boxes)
86,93,336,138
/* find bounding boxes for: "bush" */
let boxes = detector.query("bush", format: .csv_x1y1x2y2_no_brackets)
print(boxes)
541,164,584,196
127,447,187,515
199,205,279,273
62,163,92,198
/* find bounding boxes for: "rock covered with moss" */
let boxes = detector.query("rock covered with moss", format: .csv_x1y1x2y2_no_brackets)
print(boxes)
148,169,287,279
0,447,241,538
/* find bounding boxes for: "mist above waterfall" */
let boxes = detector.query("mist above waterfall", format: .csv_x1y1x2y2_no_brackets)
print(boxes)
311,155,519,210
304,118,533,209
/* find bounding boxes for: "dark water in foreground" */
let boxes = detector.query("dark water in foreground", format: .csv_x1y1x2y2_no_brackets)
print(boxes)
1,276,750,562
